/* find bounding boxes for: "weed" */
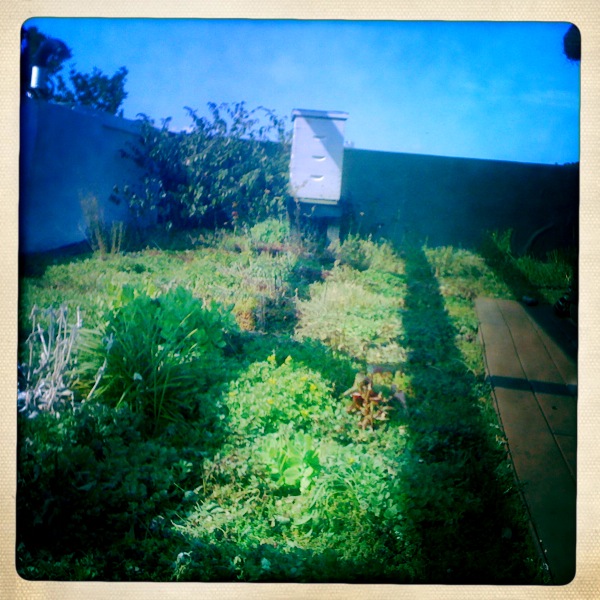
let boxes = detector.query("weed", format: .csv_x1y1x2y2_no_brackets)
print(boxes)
80,194,127,257
248,217,291,247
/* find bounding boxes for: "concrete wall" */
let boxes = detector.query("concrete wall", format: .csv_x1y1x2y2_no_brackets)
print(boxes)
340,148,579,255
20,98,579,255
19,98,141,253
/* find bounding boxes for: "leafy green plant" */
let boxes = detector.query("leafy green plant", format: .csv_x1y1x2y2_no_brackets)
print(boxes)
225,353,337,437
112,102,291,233
17,401,207,580
248,217,291,246
81,286,234,432
257,429,322,493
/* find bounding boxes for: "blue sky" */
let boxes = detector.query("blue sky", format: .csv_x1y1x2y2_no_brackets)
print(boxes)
24,19,580,165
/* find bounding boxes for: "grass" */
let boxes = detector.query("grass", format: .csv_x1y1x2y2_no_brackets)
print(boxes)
16,226,574,583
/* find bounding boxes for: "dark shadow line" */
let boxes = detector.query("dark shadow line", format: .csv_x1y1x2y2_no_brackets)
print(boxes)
487,375,577,397
399,244,546,584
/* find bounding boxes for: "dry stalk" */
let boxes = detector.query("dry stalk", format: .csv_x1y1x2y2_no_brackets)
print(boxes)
18,305,82,416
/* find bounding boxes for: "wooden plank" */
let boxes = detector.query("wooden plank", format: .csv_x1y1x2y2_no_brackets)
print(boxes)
475,297,577,584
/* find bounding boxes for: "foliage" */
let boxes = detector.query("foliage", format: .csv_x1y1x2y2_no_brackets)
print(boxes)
248,217,291,246
112,102,291,232
79,286,235,433
397,244,545,583
172,429,412,582
480,229,575,304
21,26,128,115
21,26,72,76
54,66,129,116
343,372,404,429
17,401,208,580
225,354,337,438
225,250,297,332
17,229,553,583
337,234,401,273
295,264,406,364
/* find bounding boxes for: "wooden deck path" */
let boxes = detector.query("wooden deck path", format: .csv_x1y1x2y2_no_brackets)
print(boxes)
475,297,577,585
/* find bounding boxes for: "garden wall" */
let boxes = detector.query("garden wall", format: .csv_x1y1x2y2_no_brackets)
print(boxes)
19,98,141,253
340,148,579,255
20,98,579,255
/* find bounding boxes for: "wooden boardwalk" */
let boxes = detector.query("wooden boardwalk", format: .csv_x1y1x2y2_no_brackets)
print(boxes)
476,297,577,585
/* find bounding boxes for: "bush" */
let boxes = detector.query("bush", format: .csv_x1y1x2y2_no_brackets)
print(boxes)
80,286,235,433
337,235,401,273
113,102,291,233
248,217,291,246
16,402,204,579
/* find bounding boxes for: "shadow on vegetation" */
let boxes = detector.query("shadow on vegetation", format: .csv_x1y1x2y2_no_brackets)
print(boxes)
480,235,545,301
399,245,541,583
19,242,93,278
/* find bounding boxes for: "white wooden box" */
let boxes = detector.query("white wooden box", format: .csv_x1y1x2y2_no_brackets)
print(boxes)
289,109,349,204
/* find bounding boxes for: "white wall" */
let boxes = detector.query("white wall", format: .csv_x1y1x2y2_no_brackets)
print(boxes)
20,98,141,253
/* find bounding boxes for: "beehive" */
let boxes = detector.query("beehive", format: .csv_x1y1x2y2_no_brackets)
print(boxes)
289,109,349,204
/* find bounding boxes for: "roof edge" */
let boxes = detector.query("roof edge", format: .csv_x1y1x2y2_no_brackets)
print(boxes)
292,108,349,121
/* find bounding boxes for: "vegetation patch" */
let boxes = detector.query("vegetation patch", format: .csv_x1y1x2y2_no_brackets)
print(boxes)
17,228,572,582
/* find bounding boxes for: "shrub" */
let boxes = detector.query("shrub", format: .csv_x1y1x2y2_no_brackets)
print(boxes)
248,217,291,246
80,286,235,433
16,401,205,580
112,102,291,233
249,219,290,244
337,235,401,273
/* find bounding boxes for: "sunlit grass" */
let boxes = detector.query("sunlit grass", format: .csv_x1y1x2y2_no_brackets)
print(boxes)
17,227,564,583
